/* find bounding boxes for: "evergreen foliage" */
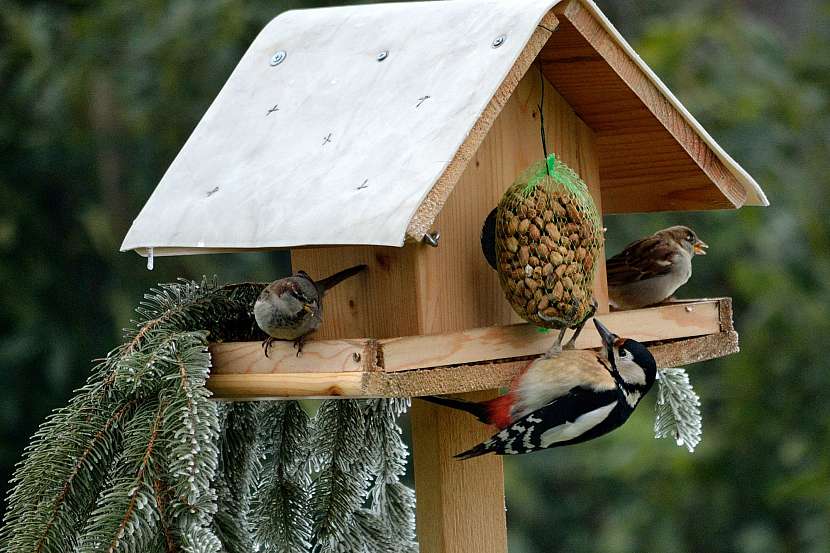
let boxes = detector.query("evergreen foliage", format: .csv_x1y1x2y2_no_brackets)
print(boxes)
0,280,416,553
654,368,703,453
253,401,313,553
213,403,263,552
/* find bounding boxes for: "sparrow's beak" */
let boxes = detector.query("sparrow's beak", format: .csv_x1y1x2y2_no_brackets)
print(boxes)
302,304,314,313
693,239,708,255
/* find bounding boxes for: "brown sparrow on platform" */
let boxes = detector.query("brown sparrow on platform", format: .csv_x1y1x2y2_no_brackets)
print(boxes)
607,226,707,310
254,265,367,356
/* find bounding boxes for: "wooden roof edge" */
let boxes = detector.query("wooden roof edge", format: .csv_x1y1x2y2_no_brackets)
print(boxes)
405,0,767,241
404,12,561,242
566,0,768,208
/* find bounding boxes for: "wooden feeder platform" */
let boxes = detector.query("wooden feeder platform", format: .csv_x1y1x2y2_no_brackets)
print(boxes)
207,298,737,399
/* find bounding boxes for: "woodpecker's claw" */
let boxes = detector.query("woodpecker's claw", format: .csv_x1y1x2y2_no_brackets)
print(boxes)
563,297,599,350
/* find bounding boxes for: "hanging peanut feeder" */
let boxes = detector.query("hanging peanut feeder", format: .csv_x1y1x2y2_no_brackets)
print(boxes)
495,154,602,329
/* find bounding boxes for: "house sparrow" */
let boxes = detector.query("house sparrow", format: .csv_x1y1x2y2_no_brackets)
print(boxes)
254,264,367,356
422,319,657,458
607,225,707,310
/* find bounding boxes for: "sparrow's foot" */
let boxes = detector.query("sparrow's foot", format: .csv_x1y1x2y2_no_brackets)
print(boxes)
262,337,275,358
293,336,306,357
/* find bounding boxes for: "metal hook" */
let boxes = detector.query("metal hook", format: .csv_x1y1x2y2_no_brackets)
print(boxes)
422,231,441,247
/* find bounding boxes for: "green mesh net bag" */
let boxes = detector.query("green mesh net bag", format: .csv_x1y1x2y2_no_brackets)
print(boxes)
495,154,603,328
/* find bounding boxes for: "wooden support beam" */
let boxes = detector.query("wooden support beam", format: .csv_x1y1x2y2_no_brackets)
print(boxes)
207,297,734,399
410,390,506,553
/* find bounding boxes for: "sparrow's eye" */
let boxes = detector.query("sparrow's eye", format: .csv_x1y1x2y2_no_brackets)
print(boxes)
687,233,694,242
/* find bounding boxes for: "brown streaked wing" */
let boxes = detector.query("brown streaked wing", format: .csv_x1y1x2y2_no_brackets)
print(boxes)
607,235,676,285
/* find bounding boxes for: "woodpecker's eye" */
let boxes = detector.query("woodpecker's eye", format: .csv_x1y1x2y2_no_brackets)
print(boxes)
618,348,629,359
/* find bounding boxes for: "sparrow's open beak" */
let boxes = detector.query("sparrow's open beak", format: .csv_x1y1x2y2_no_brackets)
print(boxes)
693,239,708,255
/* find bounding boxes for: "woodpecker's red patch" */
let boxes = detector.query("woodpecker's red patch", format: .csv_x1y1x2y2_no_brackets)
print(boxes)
485,393,515,429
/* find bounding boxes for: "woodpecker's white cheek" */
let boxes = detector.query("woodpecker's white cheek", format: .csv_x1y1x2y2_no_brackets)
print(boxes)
616,358,647,386
539,403,616,447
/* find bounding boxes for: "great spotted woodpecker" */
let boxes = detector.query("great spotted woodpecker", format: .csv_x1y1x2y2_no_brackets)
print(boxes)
422,319,657,459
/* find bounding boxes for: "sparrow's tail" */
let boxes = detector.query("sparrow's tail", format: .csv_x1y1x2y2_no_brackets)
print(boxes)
480,207,497,271
316,264,368,294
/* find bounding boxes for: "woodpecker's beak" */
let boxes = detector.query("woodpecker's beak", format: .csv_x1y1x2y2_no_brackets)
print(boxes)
593,318,618,360
693,239,708,255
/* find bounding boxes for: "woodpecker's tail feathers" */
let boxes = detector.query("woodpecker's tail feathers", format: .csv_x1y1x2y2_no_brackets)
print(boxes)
421,393,514,428
420,396,490,425
316,264,368,294
454,441,494,460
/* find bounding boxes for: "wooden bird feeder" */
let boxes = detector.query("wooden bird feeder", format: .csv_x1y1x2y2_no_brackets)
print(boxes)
121,0,768,551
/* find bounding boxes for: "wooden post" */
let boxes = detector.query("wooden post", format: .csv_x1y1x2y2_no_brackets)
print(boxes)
291,43,604,553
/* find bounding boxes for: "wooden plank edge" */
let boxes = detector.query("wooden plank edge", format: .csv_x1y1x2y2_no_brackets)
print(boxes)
404,13,559,242
207,372,367,400
381,299,721,371
210,298,726,375
207,330,739,400
552,0,747,208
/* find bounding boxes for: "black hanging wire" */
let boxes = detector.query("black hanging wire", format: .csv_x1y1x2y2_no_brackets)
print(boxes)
538,60,551,175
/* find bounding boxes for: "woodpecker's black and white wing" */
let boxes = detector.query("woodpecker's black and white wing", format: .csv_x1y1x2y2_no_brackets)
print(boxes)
455,387,626,459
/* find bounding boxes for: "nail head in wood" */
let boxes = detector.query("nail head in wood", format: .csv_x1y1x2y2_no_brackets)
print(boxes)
377,50,389,62
491,35,506,48
422,231,440,247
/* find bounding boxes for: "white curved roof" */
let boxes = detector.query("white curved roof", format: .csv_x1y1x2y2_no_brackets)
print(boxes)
121,0,766,257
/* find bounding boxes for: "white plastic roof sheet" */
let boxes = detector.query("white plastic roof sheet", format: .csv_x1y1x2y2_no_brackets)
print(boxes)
121,0,766,257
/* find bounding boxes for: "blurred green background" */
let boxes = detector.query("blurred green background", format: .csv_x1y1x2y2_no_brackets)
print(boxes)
1,0,828,551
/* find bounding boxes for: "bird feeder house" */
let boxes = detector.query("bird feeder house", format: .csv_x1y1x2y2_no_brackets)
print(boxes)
121,0,768,550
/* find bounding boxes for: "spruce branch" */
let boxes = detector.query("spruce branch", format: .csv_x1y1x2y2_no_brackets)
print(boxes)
655,367,703,453
213,403,262,553
1,389,135,553
310,401,372,553
254,401,313,553
359,399,416,553
76,399,168,553
1,279,418,553
152,478,176,553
